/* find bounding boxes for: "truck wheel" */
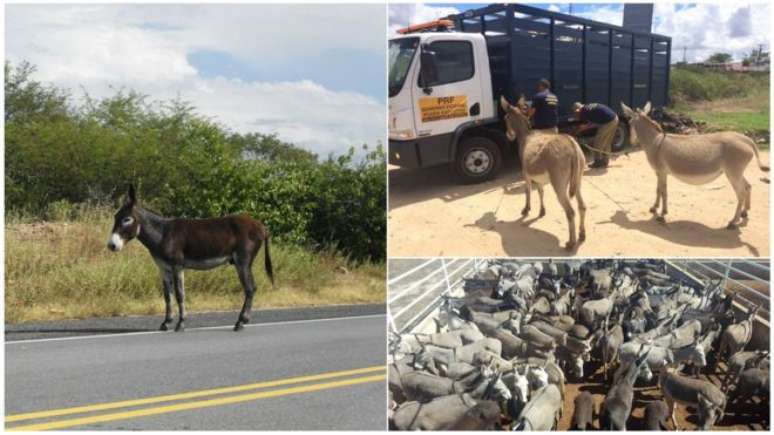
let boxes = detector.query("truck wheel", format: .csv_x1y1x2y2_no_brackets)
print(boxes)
454,136,502,183
610,123,630,152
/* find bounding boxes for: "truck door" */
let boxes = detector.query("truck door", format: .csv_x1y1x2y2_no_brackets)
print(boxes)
411,37,483,140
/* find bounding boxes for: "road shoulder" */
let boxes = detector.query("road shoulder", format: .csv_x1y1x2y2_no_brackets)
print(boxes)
5,303,386,341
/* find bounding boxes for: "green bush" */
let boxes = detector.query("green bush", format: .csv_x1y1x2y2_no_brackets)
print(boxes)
670,66,770,103
5,61,385,262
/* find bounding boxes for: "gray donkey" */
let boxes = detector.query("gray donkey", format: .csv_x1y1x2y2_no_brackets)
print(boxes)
600,348,650,430
659,366,726,430
621,102,769,229
716,305,760,370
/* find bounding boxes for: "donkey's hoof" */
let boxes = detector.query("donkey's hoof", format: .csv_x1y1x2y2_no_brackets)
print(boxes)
578,231,586,242
160,322,169,331
234,322,244,331
521,208,530,216
649,206,658,214
727,222,738,230
656,215,666,223
538,207,546,218
741,211,749,218
564,241,576,251
174,322,185,332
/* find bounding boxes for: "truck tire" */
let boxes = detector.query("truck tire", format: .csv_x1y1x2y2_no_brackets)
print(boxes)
454,136,502,183
610,123,630,152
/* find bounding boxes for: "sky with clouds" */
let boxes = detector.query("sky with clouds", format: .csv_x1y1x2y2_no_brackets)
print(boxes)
389,3,769,63
6,4,386,157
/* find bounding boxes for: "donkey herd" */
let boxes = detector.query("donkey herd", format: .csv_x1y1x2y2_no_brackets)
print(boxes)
500,97,770,250
388,260,770,430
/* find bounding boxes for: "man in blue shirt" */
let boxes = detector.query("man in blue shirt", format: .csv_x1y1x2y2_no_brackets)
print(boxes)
529,79,558,132
573,102,619,168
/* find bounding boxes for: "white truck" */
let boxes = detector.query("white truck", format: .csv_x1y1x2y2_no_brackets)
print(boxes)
388,3,671,183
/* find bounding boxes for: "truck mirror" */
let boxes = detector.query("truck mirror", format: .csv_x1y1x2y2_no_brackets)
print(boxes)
419,45,439,91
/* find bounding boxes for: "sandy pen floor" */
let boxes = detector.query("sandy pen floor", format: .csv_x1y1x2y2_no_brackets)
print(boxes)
388,150,770,257
555,360,768,431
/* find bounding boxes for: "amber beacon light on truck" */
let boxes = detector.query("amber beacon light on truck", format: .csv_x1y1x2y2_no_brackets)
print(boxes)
397,19,454,34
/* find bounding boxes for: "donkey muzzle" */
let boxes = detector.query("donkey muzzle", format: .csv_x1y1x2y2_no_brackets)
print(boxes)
107,233,124,251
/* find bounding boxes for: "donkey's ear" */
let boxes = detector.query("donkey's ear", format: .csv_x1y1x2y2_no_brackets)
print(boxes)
620,102,634,117
127,184,137,205
500,95,513,112
642,101,652,115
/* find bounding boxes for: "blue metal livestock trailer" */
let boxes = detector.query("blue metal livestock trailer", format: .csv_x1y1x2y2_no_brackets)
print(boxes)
448,3,672,122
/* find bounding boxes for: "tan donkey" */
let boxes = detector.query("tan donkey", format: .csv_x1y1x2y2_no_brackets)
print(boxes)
500,96,587,250
621,102,769,229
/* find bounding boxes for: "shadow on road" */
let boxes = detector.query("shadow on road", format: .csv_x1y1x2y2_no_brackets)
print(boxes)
388,149,644,210
388,158,522,210
600,210,759,256
582,162,621,177
465,211,580,256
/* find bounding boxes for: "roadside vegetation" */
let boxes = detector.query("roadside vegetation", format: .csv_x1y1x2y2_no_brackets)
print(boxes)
5,61,385,323
670,66,769,142
6,207,384,324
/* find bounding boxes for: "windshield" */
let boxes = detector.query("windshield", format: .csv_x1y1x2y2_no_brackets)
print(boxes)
389,37,419,98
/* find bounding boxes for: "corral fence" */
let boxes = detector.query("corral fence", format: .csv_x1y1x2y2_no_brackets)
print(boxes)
387,258,485,335
388,258,771,338
387,258,557,335
667,259,770,319
668,258,770,351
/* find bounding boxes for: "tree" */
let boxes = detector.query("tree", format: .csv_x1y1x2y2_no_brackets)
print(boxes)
5,61,70,123
706,52,732,64
234,132,318,163
743,46,769,67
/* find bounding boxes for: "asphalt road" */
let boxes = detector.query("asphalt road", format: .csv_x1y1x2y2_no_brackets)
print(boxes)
5,309,386,430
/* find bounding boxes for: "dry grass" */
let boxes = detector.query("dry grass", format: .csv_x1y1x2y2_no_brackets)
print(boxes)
5,210,384,324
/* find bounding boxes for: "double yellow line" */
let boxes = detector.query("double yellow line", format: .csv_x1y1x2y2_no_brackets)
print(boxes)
6,365,385,431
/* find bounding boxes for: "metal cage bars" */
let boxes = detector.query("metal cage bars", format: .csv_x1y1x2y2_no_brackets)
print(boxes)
387,258,485,334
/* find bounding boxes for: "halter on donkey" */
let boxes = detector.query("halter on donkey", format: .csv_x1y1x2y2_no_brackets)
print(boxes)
107,185,274,331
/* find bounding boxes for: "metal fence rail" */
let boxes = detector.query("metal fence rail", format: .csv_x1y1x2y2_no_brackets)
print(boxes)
387,258,485,334
669,258,770,320
389,258,770,335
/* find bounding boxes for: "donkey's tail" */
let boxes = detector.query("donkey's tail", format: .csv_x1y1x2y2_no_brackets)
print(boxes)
568,141,582,198
264,231,275,286
744,135,770,172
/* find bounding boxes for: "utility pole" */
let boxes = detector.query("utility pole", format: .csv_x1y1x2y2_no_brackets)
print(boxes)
682,46,687,64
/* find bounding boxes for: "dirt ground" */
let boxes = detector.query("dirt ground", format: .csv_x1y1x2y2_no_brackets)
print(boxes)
388,150,770,257
556,360,769,431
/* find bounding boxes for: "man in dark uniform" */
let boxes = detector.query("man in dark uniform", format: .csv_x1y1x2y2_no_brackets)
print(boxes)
573,102,619,168
529,79,558,132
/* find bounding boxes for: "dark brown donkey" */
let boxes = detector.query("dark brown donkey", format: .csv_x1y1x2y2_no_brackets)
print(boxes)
107,185,274,331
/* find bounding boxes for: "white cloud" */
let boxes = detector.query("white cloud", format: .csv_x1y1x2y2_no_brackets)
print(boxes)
579,3,769,63
6,5,197,84
652,3,769,63
6,4,386,156
393,3,770,64
177,78,385,157
548,4,562,13
575,5,624,27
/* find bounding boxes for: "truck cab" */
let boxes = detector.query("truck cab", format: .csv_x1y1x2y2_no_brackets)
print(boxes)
389,4,671,184
389,30,506,182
